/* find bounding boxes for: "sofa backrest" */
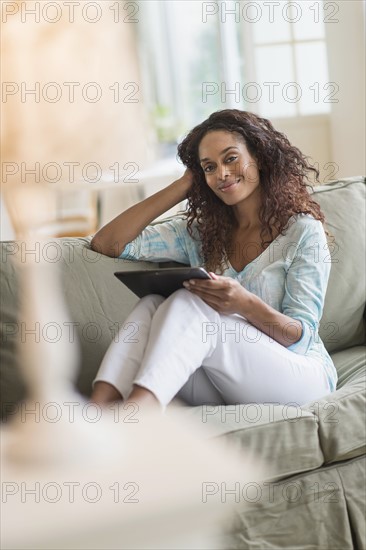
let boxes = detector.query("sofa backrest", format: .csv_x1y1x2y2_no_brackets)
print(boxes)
311,176,366,352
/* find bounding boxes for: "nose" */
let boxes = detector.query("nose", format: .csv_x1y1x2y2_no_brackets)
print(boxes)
217,162,230,181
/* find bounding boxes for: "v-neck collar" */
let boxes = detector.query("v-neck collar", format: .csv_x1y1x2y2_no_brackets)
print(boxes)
226,215,297,276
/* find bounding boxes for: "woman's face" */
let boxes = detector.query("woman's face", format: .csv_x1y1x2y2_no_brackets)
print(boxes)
198,130,261,207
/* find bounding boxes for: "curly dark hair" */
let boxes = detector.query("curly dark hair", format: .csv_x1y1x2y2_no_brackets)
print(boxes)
177,109,326,273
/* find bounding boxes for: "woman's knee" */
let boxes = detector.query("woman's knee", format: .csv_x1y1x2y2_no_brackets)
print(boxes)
168,288,208,307
165,288,220,321
162,288,196,309
138,294,165,311
171,288,192,300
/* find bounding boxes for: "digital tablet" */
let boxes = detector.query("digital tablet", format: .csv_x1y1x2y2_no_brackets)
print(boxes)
114,267,212,298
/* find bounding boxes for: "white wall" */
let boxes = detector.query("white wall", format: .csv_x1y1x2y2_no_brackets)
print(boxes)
324,0,366,177
272,115,332,184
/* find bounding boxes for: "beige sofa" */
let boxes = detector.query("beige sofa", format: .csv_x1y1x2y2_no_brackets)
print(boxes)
1,176,365,549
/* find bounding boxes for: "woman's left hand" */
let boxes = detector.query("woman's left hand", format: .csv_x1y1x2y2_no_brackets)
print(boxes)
183,272,252,315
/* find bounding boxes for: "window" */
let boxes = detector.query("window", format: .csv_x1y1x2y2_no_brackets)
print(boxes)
137,1,222,145
136,1,331,144
242,0,331,117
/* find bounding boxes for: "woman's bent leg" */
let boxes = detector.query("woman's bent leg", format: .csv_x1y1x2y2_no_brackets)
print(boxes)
175,368,226,407
132,290,331,408
199,313,331,406
92,289,331,408
91,294,165,402
133,289,225,406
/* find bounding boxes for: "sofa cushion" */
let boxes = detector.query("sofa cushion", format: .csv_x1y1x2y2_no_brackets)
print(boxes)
310,346,366,464
311,176,366,353
332,345,366,389
219,455,365,550
181,404,324,482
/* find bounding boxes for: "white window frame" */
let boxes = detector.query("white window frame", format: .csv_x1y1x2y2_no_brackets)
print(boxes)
240,1,330,117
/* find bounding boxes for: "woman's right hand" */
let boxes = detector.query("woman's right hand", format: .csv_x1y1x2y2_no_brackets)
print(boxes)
175,168,194,197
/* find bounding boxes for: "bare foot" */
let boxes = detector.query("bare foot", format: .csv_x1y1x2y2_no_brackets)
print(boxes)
126,385,161,411
90,381,123,405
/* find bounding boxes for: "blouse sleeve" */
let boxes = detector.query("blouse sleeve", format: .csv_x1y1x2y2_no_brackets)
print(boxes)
119,217,191,264
282,218,332,354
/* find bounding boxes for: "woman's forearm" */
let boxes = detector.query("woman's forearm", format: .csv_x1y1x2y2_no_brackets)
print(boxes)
240,294,303,348
91,177,190,257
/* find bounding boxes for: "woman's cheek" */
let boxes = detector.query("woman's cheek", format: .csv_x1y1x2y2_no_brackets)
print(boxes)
243,163,260,183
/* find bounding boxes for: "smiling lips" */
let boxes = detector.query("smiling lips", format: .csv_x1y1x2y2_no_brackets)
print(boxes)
218,178,241,192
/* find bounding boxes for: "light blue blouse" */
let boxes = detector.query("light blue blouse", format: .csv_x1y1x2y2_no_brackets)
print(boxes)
120,214,338,392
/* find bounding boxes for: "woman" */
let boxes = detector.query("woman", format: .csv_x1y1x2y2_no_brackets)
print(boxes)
90,109,337,410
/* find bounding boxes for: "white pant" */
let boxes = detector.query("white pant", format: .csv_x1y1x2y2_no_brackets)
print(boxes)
93,289,331,408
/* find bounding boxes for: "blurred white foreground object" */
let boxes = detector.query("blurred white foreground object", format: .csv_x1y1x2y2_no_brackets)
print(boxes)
1,185,264,549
